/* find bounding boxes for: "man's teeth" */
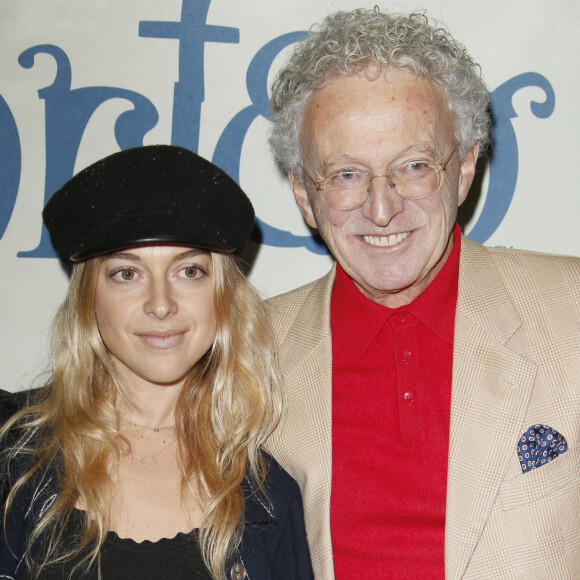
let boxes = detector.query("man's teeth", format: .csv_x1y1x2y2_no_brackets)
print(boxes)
363,232,410,247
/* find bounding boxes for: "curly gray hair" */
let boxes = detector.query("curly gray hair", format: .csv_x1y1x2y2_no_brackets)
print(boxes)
269,8,490,179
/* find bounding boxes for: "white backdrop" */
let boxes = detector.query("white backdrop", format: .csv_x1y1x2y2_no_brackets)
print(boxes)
1,0,578,390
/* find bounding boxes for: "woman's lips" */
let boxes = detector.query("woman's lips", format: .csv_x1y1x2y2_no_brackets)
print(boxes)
137,331,186,349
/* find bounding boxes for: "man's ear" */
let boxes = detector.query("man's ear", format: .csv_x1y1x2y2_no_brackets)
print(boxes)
457,141,480,207
289,171,318,229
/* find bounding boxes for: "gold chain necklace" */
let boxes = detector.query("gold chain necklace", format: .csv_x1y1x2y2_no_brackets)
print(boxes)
126,420,176,433
119,438,175,464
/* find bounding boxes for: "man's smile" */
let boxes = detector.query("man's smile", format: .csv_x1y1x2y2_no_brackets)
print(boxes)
362,231,411,247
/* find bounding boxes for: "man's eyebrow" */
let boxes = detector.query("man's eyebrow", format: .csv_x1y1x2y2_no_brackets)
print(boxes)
319,144,441,172
319,154,360,170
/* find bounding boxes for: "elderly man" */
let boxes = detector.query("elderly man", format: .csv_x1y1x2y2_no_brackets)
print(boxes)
265,8,580,580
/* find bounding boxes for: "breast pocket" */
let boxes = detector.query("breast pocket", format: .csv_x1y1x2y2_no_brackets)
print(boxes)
495,443,580,577
498,443,580,510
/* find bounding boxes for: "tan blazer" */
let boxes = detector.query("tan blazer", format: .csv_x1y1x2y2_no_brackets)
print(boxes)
265,236,580,579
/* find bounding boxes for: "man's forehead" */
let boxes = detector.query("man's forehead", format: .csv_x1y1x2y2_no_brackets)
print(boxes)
312,66,444,100
300,69,454,162
303,70,450,128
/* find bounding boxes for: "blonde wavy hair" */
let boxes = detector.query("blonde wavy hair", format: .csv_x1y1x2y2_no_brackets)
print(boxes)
1,250,283,579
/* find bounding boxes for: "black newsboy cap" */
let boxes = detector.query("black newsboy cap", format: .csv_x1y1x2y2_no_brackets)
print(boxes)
42,145,255,265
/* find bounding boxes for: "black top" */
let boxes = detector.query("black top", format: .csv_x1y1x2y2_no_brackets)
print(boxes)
24,509,211,580
0,389,314,580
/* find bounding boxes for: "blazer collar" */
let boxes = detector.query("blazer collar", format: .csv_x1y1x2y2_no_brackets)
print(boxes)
270,267,336,576
456,236,524,345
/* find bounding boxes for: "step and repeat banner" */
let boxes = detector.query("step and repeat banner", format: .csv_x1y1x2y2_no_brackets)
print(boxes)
1,0,579,389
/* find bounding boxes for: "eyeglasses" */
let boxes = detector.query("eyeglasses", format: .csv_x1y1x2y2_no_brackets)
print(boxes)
304,146,458,211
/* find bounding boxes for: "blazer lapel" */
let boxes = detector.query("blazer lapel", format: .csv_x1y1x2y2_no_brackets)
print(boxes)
267,268,336,578
275,266,334,491
445,238,537,579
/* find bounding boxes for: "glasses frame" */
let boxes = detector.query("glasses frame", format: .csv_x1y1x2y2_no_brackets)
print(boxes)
304,145,458,211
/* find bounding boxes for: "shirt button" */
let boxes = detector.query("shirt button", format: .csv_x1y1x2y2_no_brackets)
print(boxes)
394,313,406,323
402,350,412,363
403,391,414,402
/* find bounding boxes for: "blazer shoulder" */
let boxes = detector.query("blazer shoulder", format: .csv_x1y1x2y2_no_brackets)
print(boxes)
265,268,335,347
463,235,577,266
486,245,579,295
459,238,580,340
462,237,580,293
266,269,333,311
486,243,579,268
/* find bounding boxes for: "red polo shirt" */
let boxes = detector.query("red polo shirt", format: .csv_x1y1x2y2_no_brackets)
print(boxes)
330,225,461,579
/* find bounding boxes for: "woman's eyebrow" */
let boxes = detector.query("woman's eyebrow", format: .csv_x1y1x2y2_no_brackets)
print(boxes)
103,251,143,262
173,248,209,261
103,248,209,263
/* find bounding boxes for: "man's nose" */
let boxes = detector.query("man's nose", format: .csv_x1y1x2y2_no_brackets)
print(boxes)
360,175,406,226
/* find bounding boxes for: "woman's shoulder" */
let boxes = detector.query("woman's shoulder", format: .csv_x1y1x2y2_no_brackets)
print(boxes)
261,451,302,496
0,389,44,452
239,451,314,579
0,388,37,425
243,451,303,523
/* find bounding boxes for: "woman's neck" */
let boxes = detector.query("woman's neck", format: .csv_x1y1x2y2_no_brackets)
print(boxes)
117,382,182,429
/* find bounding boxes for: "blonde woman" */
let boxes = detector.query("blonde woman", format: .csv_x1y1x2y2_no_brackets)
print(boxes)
0,146,313,580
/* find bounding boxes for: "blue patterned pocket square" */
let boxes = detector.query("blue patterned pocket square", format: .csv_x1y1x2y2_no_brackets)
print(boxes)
517,425,568,473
